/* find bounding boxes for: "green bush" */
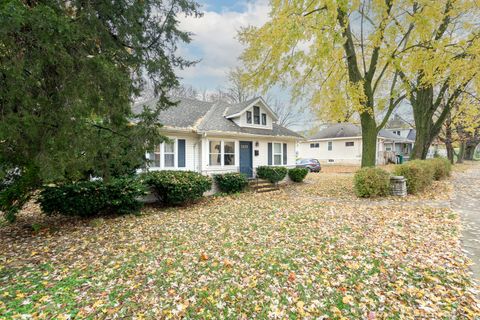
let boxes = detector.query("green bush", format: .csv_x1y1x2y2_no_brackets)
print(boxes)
354,167,391,198
394,160,435,194
427,157,452,180
143,171,212,205
288,168,309,182
256,166,288,183
214,172,248,194
38,177,147,217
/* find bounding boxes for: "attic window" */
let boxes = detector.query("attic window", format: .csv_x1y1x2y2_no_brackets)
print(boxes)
261,113,267,125
246,111,252,124
253,106,260,124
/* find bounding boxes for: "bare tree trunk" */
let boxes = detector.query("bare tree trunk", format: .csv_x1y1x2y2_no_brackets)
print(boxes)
457,141,465,164
444,123,455,164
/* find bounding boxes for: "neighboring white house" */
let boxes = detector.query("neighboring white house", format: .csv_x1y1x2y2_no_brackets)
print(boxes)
384,114,417,161
298,123,411,165
384,114,448,159
133,96,303,178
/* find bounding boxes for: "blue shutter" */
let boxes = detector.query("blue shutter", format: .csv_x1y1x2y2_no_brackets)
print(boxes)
178,139,186,167
283,143,287,165
268,143,272,165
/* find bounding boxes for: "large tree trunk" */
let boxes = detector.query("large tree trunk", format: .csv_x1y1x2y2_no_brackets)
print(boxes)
464,142,478,160
360,112,378,167
410,88,436,159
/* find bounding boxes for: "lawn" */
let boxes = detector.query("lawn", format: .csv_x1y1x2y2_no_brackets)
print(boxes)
0,172,479,319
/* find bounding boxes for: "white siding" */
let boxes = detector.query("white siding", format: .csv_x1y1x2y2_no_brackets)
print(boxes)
299,137,389,165
298,138,363,165
146,133,200,172
235,105,273,130
199,136,297,176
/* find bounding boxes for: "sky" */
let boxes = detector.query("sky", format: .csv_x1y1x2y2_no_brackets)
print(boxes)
177,0,270,92
175,0,412,130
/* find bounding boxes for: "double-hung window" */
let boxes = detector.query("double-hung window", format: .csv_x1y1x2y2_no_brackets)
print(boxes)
148,139,181,168
261,113,267,125
223,141,235,165
253,106,260,124
273,142,282,165
209,140,222,166
328,141,333,151
152,144,161,167
246,111,252,124
209,140,235,166
164,141,175,167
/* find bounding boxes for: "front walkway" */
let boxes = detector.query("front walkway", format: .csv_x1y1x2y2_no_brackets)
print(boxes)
452,164,480,280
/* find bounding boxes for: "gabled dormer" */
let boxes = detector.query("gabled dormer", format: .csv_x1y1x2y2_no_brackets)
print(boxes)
224,97,278,130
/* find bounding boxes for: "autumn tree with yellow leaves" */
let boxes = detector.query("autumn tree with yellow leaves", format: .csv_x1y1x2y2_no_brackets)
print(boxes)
239,0,480,166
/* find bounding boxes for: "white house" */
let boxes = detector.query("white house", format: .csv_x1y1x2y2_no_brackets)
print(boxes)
298,123,411,165
133,96,303,178
384,114,417,161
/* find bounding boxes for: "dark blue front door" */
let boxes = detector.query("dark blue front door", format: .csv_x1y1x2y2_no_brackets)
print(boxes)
239,141,253,177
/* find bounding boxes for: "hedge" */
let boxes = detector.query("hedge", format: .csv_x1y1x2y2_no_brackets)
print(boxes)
288,168,309,182
354,167,391,198
394,160,435,194
214,172,248,194
427,157,452,180
143,171,212,205
256,166,288,183
38,177,147,217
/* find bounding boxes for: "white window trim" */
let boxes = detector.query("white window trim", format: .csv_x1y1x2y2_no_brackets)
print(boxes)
147,139,178,169
208,139,236,167
272,142,283,166
163,140,176,168
328,141,333,151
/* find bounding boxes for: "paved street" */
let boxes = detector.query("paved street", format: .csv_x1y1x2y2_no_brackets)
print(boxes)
452,165,480,280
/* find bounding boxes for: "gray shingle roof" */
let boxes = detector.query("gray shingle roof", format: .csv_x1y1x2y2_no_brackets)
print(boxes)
132,97,213,128
309,123,412,141
133,97,302,138
224,97,260,117
309,123,361,139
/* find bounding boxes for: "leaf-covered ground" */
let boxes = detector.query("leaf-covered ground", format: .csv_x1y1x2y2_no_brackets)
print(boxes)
1,170,479,319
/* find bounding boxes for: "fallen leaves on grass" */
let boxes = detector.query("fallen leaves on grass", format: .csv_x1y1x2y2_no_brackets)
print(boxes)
0,176,478,319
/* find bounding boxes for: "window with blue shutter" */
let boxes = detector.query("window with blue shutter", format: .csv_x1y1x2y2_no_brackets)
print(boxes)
178,139,186,167
283,143,287,165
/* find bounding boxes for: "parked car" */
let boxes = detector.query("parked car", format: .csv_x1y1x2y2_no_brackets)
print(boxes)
296,158,321,172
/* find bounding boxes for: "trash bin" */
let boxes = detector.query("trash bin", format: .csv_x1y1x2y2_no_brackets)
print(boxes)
396,154,404,164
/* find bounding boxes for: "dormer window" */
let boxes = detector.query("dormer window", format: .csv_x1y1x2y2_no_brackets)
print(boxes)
246,111,252,124
253,106,260,124
261,113,267,125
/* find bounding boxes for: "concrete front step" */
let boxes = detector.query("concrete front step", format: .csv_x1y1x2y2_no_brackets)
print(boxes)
249,178,279,193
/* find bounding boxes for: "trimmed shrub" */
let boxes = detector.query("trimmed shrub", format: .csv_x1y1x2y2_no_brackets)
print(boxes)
393,160,435,194
288,168,309,182
38,177,147,217
256,166,288,183
427,157,452,180
214,172,248,194
143,171,212,205
354,167,391,198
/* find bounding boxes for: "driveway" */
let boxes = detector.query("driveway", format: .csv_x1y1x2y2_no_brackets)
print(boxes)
452,164,480,280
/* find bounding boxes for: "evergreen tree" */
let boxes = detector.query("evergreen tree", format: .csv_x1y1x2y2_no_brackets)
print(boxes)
0,0,201,221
